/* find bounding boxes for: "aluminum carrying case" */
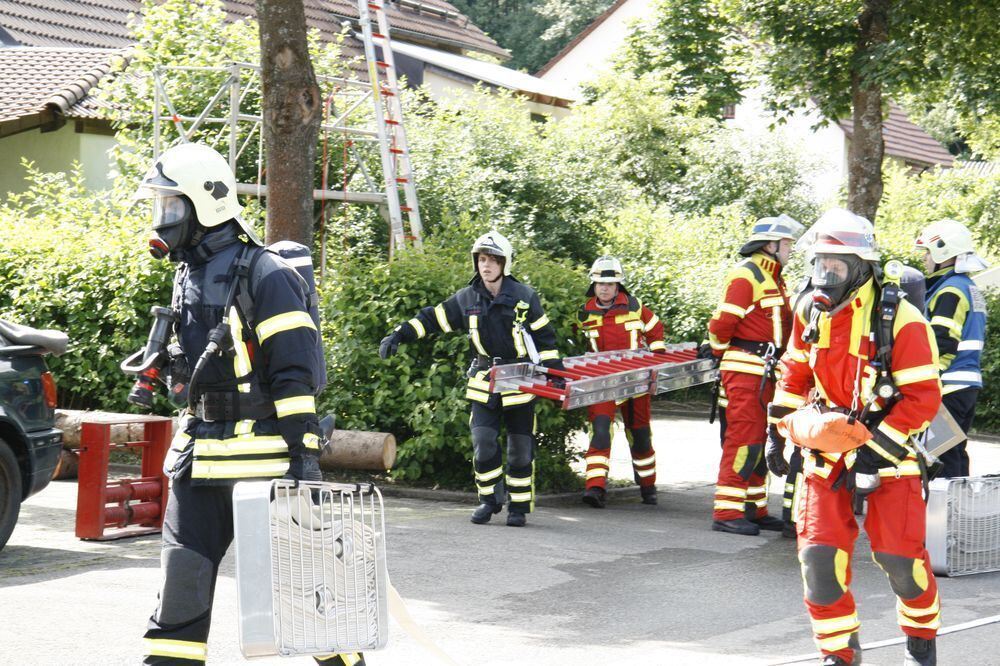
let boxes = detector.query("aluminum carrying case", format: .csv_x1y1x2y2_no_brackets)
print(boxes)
233,480,389,657
926,475,1000,577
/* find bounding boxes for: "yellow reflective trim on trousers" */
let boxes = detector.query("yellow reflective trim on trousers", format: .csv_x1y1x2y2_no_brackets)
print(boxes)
229,306,253,393
586,455,610,466
635,467,655,478
834,548,849,591
509,491,532,502
502,392,534,407
274,394,316,418
714,500,745,511
315,654,363,666
192,458,289,478
892,364,941,386
817,632,854,651
475,466,503,482
717,303,746,317
194,436,287,456
144,638,208,661
408,317,426,339
434,304,452,333
255,310,317,344
732,445,749,475
633,454,655,467
716,485,747,498
506,475,531,488
529,314,550,331
538,349,559,361
468,316,488,355
477,485,496,495
586,468,608,479
720,361,766,375
898,593,938,617
898,614,941,630
810,613,860,635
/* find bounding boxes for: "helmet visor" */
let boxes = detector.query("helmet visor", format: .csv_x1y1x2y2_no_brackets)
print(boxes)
152,195,193,230
812,254,853,289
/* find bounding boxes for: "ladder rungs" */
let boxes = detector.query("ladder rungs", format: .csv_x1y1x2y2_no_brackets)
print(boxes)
389,148,404,154
380,89,396,97
400,206,413,212
372,32,386,39
395,177,409,183
368,2,382,9
384,118,400,125
376,61,390,68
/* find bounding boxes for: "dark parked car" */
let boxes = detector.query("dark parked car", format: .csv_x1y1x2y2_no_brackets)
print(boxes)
0,319,67,551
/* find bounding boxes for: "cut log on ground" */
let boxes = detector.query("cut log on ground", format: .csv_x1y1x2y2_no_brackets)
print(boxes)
55,410,179,448
321,430,396,471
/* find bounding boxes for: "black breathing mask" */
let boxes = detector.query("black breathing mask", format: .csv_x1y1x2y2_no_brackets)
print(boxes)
148,195,201,260
810,253,870,312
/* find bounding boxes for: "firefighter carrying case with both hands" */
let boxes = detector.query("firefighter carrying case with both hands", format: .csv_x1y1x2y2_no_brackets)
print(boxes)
233,480,389,657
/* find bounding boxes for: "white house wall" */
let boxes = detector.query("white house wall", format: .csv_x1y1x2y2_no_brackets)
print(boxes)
540,0,656,95
1,124,115,197
729,88,847,206
422,69,571,120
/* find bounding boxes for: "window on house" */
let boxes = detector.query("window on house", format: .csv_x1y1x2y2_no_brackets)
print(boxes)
722,104,736,120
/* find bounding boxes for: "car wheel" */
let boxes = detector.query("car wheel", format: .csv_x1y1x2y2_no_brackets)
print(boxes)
0,438,23,552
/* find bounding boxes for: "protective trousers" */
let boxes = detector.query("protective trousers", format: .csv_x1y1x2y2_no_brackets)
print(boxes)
470,401,535,514
782,447,804,528
584,395,656,489
142,471,363,665
714,371,772,521
939,388,979,478
797,462,940,664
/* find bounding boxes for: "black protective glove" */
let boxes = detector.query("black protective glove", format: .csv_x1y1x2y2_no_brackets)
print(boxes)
696,342,714,359
378,331,401,359
284,453,323,482
765,424,789,476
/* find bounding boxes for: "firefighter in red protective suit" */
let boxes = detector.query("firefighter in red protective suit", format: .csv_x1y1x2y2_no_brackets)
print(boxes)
706,215,804,536
577,256,667,508
765,209,942,666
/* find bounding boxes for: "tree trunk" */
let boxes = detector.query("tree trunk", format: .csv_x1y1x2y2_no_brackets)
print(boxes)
257,0,321,245
847,0,889,222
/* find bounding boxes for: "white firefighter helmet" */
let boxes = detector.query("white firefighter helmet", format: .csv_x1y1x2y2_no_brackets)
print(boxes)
795,208,880,261
915,219,988,273
739,214,804,256
135,143,261,244
471,231,514,276
589,256,626,284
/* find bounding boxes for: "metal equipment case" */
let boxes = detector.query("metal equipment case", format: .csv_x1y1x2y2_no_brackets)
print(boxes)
927,475,1000,576
233,480,389,657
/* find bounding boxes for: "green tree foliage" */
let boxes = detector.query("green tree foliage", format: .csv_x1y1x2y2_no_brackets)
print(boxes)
319,218,588,491
0,164,172,410
449,0,613,72
617,0,747,117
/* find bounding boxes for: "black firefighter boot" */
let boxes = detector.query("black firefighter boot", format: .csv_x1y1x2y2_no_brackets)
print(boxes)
903,636,936,666
582,486,606,508
470,502,502,524
640,485,658,505
712,518,760,536
506,510,527,527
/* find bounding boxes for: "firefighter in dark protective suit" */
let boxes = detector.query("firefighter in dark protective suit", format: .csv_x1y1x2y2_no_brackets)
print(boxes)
379,231,562,527
136,144,361,666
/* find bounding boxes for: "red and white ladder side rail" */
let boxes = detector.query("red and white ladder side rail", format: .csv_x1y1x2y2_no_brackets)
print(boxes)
488,343,718,410
357,0,424,252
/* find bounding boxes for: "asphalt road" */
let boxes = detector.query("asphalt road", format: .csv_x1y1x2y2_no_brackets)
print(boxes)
2,414,999,665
